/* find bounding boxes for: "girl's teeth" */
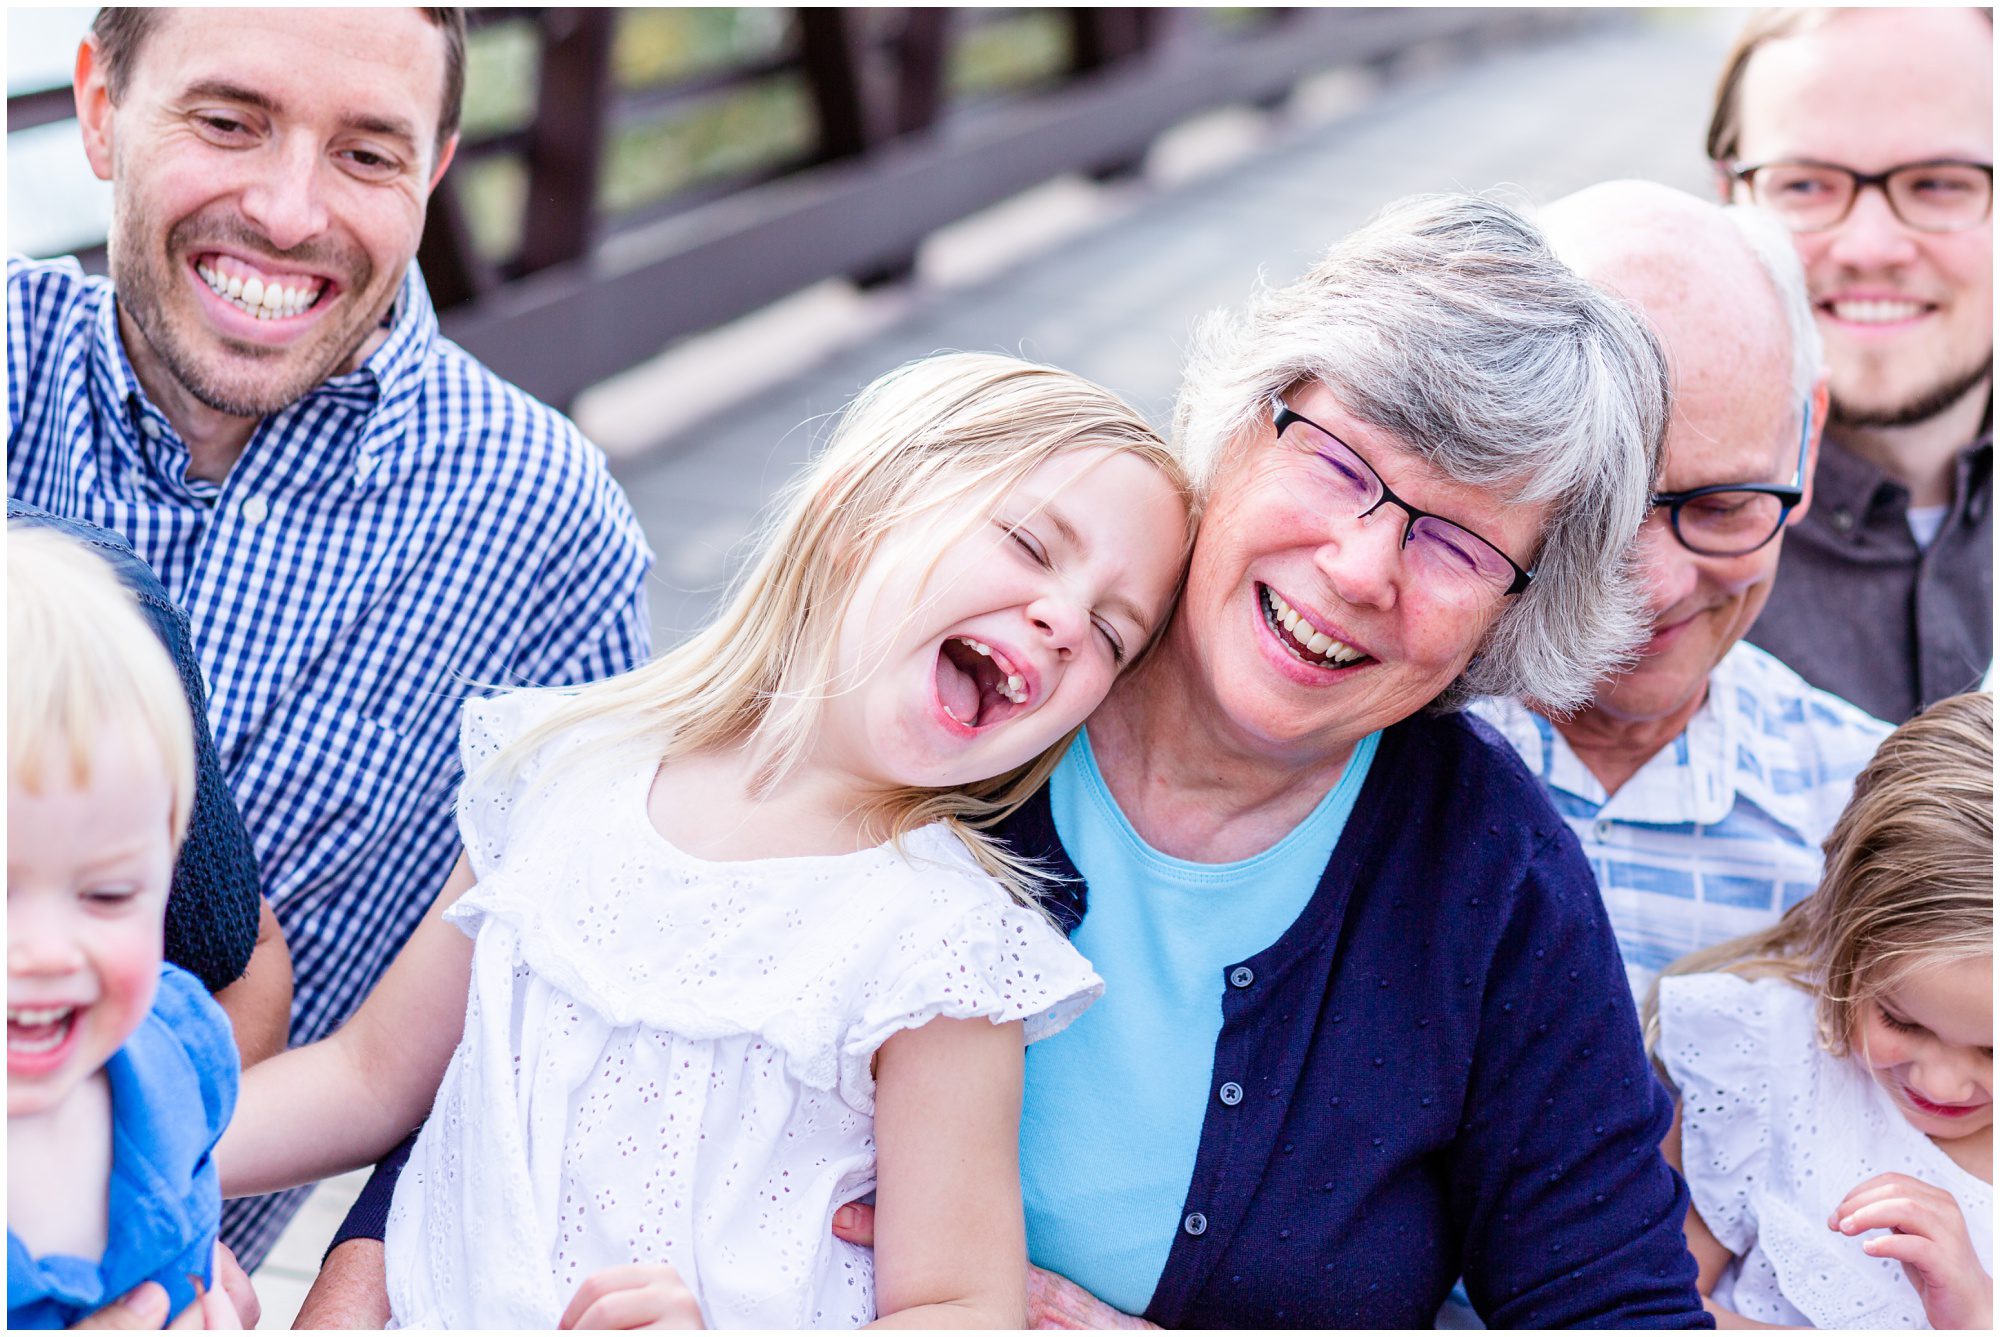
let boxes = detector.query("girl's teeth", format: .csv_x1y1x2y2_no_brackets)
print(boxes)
8,1005,70,1026
7,1005,75,1055
952,636,1029,705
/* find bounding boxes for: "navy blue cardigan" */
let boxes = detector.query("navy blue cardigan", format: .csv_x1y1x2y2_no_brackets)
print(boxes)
1001,708,1708,1329
336,709,1707,1328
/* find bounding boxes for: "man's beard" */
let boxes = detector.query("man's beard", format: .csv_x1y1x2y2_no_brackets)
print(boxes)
109,198,380,420
1830,354,1993,432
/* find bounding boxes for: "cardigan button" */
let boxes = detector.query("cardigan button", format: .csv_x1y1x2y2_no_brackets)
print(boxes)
1218,1081,1243,1106
1229,966,1255,989
1183,1212,1208,1236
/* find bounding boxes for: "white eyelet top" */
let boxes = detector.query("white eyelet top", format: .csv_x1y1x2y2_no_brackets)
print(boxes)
384,691,1102,1329
1658,972,1993,1329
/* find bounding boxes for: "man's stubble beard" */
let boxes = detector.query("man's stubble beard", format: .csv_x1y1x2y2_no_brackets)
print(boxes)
108,190,382,420
1829,352,1993,432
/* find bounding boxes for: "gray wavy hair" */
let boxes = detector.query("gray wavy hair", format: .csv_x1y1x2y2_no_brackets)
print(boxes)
1172,192,1670,715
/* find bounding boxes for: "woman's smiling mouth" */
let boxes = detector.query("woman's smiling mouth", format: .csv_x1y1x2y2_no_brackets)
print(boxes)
1259,584,1372,670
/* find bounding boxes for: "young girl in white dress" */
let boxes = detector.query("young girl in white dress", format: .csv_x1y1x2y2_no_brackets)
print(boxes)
1646,691,1992,1331
217,353,1196,1329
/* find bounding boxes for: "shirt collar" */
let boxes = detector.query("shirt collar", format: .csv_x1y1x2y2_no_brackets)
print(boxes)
1478,661,1741,827
1814,419,1995,526
87,263,440,479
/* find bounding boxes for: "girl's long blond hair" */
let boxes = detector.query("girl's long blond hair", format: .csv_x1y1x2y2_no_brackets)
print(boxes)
1642,692,1994,1057
488,352,1195,900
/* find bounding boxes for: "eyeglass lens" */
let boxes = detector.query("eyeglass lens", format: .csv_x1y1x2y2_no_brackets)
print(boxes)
1277,414,1519,599
1669,491,1789,556
1750,162,1992,231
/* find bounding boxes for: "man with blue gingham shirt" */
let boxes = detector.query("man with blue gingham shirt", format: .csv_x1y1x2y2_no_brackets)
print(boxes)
1475,184,1892,1004
8,7,653,1271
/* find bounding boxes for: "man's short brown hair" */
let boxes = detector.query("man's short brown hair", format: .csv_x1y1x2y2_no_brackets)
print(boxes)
88,7,467,153
1706,7,1994,164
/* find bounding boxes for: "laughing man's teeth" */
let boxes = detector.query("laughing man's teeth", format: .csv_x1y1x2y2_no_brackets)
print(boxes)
1829,299,1925,325
1263,587,1365,666
197,259,326,321
953,636,1028,704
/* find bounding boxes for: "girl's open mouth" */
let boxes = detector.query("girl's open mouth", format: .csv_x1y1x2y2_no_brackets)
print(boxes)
7,1004,80,1075
934,636,1031,730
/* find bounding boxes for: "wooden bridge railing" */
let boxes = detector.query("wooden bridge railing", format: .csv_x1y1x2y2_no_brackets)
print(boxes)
7,7,1597,408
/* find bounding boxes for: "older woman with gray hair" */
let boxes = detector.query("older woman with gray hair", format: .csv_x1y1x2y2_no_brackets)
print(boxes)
841,191,1708,1328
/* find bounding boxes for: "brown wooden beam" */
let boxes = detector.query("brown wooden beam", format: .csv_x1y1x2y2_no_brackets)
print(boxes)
515,7,616,274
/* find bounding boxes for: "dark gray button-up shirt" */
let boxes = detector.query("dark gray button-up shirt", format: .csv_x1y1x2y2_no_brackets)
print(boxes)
1747,424,1991,723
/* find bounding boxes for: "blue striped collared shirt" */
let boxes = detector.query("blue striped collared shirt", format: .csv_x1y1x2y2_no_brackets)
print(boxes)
1471,641,1890,1003
8,255,654,1263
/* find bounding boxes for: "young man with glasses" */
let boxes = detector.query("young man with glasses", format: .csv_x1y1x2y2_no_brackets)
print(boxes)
1472,183,1890,1005
1708,7,1992,722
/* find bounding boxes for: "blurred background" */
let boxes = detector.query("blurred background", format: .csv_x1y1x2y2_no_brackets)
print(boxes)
9,9,1749,1316
11,6,1751,643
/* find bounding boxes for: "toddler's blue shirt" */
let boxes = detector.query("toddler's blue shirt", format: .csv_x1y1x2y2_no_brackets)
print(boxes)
8,964,238,1328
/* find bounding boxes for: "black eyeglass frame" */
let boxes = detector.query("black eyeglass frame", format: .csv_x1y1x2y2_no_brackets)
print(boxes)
1723,158,1995,233
1270,397,1536,597
1650,397,1812,557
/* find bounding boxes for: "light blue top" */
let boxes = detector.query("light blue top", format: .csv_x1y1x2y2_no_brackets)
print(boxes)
1018,727,1380,1316
7,965,238,1329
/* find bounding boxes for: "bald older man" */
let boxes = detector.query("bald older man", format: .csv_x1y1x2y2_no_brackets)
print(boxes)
1472,182,1890,1002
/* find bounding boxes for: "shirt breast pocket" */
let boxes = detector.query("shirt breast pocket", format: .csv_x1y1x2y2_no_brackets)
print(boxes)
249,702,457,914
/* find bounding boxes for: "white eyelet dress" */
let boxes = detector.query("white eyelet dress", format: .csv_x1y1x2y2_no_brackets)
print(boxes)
1657,972,1993,1329
384,691,1103,1328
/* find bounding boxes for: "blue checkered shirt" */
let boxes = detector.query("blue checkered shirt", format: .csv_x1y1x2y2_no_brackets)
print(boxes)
1472,642,1890,1003
8,255,654,1264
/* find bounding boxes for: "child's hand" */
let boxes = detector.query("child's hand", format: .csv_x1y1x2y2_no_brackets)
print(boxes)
558,1264,705,1330
1829,1171,1994,1330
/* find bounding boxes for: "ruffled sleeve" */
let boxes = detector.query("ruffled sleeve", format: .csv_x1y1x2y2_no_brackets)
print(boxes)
1656,972,1804,1256
454,689,584,880
836,870,1102,1114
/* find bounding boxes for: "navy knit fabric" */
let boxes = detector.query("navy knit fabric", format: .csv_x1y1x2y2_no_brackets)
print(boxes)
1000,708,1709,1329
9,500,261,992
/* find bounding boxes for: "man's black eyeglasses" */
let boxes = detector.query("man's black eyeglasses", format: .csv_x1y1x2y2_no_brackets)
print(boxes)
1650,398,1811,557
